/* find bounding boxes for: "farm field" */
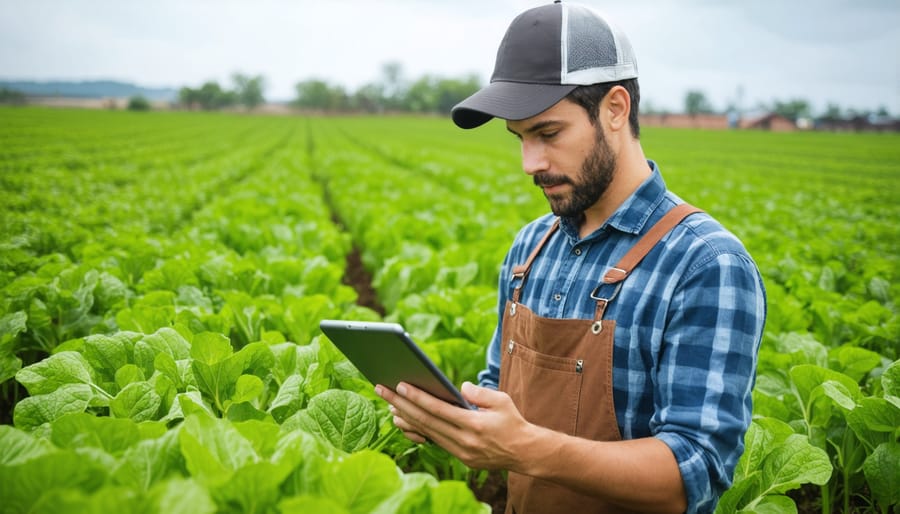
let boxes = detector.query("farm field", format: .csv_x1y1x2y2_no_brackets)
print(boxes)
1,106,898,513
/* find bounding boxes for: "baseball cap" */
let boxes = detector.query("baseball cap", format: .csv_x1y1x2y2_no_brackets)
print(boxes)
451,1,638,129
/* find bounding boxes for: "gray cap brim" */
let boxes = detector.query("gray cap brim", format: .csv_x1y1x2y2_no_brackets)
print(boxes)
451,81,577,129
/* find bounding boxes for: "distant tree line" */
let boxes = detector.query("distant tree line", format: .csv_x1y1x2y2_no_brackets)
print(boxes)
178,73,265,110
293,62,480,115
677,89,892,122
0,87,27,105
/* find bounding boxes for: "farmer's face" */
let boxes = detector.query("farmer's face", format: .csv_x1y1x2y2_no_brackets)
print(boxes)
507,99,616,218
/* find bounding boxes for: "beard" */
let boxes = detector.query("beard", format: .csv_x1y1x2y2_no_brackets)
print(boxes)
533,125,617,219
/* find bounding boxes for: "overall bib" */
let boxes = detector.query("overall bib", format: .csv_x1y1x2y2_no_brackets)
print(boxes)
499,204,701,514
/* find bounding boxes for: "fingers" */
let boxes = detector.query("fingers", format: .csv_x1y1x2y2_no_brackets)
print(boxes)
376,383,466,444
461,381,511,410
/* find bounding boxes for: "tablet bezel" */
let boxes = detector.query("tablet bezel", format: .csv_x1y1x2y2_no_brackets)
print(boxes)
319,319,475,410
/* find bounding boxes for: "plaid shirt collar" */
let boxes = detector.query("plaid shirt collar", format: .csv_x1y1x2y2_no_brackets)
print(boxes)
558,160,668,242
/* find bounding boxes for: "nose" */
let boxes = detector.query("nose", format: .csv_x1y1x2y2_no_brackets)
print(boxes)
521,140,549,176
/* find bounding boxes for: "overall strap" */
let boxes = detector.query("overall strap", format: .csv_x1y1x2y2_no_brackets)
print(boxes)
591,203,703,323
602,203,703,285
511,219,560,303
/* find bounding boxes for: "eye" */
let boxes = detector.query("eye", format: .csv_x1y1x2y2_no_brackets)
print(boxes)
540,131,559,141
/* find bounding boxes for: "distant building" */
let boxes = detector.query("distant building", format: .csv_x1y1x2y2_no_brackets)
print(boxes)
815,114,900,132
739,113,797,132
640,113,730,130
640,112,800,131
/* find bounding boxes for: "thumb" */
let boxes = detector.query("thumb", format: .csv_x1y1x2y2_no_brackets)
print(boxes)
461,381,508,408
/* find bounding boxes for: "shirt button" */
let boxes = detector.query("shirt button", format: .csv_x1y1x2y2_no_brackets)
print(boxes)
574,248,582,256
554,293,562,301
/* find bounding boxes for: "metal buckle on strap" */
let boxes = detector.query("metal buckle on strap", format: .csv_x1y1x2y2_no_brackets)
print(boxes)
590,281,623,303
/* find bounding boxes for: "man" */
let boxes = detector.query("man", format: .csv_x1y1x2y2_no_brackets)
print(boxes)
375,2,766,513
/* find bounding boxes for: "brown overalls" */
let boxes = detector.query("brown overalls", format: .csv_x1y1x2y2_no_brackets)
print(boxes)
499,204,701,514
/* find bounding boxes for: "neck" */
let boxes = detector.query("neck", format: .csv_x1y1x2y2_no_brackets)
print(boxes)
578,141,650,238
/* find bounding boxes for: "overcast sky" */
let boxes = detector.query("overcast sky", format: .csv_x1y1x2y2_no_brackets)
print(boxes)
2,0,898,115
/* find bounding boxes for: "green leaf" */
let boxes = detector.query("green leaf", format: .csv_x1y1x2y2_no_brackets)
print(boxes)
0,310,28,349
115,304,175,334
296,389,377,453
760,434,832,495
82,333,134,385
867,276,891,303
0,351,22,385
847,397,900,451
233,341,274,379
93,271,128,312
212,461,291,514
280,495,350,514
190,331,234,364
320,450,402,514
161,390,214,423
15,351,94,395
28,486,140,514
0,424,55,466
882,359,900,403
739,494,797,514
232,374,264,404
0,449,107,513
190,332,244,413
110,381,162,422
405,313,441,342
268,374,306,423
113,428,184,490
772,333,828,368
146,477,216,514
735,420,775,481
114,363,144,389
284,294,339,344
426,480,488,514
179,412,259,486
863,441,900,508
231,419,281,459
828,344,883,383
275,430,333,497
789,364,860,426
49,412,140,455
716,471,761,513
226,402,273,422
221,291,265,346
371,472,436,514
13,383,93,430
135,327,191,376
819,380,856,411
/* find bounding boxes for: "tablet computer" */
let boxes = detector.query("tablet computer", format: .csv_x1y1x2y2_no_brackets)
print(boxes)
319,319,475,410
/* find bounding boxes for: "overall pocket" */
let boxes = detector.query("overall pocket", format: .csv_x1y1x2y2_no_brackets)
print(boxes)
500,340,584,436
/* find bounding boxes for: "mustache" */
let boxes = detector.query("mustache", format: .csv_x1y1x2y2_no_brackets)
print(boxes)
533,174,573,188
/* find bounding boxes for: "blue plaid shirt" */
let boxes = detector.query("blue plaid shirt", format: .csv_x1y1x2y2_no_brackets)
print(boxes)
478,161,766,514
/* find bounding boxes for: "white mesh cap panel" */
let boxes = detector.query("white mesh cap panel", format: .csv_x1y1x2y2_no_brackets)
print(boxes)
560,4,638,85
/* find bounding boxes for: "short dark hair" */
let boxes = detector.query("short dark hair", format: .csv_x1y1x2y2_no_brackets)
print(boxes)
566,78,641,138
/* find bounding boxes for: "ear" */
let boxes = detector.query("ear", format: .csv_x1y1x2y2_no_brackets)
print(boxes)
602,85,631,134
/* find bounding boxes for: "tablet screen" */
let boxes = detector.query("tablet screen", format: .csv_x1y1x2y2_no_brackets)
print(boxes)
319,320,474,410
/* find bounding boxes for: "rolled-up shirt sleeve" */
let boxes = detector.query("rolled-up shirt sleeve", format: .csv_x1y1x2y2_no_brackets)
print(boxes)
652,251,766,513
